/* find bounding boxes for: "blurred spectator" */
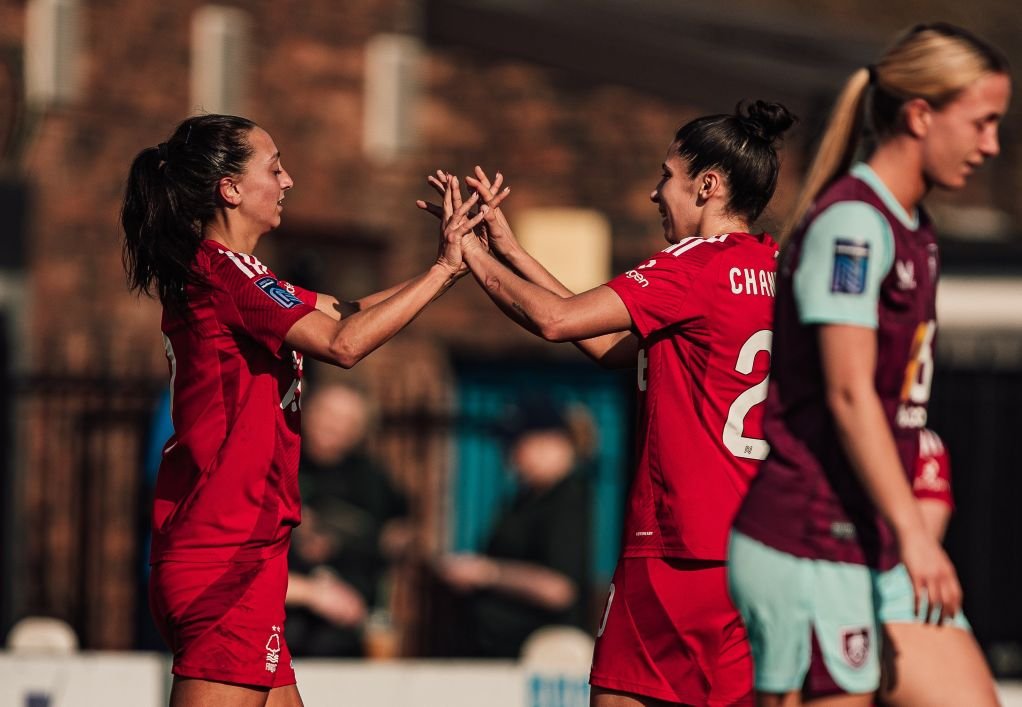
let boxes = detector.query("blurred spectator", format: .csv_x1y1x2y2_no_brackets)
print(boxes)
435,399,592,658
285,383,411,657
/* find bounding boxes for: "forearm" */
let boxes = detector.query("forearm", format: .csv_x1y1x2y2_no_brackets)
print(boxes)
500,243,636,366
488,560,578,612
465,241,634,348
500,242,574,298
918,500,951,541
294,264,457,368
322,273,451,320
463,244,573,341
333,265,456,359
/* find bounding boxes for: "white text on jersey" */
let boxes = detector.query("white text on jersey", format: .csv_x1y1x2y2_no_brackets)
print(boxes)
729,268,776,297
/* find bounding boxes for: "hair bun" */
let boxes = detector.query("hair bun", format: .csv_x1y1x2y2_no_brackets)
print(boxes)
736,100,797,142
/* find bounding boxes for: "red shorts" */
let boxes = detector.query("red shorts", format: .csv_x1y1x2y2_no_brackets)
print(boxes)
590,557,753,706
149,552,296,689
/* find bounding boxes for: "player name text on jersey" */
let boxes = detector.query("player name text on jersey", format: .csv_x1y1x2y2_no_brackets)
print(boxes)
729,267,776,297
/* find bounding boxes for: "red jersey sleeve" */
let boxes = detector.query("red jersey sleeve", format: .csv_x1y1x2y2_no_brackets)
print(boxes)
913,428,954,509
204,244,317,356
281,280,318,309
605,236,727,337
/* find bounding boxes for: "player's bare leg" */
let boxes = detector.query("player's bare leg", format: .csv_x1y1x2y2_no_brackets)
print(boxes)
756,692,800,707
804,694,871,706
590,686,686,706
878,623,998,706
756,691,872,707
170,678,304,707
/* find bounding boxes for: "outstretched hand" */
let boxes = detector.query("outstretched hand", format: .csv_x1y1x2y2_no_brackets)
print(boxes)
417,167,512,254
416,170,459,221
463,166,516,255
435,175,509,276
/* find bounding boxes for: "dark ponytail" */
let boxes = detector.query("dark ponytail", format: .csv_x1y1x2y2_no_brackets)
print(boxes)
674,100,797,224
121,114,256,312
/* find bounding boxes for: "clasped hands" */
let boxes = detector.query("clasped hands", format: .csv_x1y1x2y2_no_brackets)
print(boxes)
417,166,514,277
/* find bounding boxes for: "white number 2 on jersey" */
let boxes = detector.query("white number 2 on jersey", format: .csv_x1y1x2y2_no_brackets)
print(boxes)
723,330,772,461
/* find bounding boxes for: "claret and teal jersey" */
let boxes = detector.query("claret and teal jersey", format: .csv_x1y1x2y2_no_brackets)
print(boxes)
734,164,939,570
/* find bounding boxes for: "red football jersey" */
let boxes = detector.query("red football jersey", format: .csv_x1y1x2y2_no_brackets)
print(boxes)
913,428,953,508
605,233,778,561
151,240,317,563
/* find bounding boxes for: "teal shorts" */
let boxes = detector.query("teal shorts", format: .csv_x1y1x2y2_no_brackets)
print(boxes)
728,531,880,695
872,563,971,630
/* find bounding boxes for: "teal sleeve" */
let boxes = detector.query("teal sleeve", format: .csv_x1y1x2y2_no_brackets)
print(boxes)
793,201,894,328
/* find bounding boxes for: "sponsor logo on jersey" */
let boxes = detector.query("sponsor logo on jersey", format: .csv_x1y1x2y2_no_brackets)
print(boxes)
255,276,304,309
895,260,917,290
265,626,282,673
896,403,927,429
830,521,856,540
624,269,650,288
840,627,870,668
831,239,870,294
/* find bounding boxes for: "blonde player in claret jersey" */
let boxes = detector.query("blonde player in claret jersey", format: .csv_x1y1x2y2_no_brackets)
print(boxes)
730,22,1009,707
420,100,795,707
121,114,504,707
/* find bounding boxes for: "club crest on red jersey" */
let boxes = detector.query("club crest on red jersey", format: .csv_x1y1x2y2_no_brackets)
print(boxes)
840,627,870,668
265,626,281,673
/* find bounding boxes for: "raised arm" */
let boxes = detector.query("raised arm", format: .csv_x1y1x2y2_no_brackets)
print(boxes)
819,324,961,622
314,273,449,322
420,168,637,367
287,183,502,368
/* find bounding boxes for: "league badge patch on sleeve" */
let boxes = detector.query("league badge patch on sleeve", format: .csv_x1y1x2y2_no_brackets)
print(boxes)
255,276,304,309
831,239,870,294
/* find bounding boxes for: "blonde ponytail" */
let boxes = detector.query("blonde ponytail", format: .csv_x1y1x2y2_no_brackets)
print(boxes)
781,68,870,244
781,23,1008,246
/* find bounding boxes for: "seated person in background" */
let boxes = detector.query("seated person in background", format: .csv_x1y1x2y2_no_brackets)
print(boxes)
435,400,592,658
285,383,412,657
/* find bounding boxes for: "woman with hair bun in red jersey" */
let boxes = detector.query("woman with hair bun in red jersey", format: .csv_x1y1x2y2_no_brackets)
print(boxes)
422,99,796,707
